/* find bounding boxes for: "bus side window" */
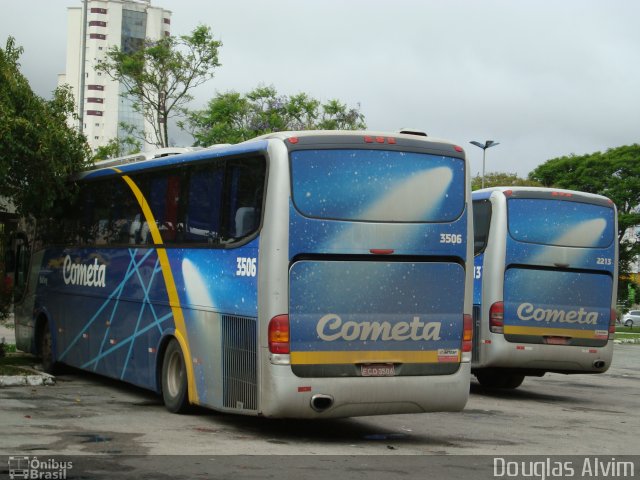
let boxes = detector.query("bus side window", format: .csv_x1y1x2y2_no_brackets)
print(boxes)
473,200,492,256
184,164,224,244
226,157,265,240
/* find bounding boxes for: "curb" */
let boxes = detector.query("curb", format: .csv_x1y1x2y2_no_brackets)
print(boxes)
0,364,56,387
614,339,640,345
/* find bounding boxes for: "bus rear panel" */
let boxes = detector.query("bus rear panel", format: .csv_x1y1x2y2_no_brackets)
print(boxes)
261,134,472,417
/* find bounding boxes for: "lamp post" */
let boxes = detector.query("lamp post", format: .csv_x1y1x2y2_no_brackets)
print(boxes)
470,140,500,189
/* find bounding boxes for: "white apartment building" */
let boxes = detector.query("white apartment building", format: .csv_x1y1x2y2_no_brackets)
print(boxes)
58,0,172,151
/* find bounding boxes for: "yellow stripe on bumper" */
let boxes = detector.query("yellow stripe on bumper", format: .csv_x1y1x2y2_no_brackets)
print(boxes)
290,350,456,365
504,325,603,339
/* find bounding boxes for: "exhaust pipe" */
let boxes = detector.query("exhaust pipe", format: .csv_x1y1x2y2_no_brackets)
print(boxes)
310,394,334,412
593,360,606,369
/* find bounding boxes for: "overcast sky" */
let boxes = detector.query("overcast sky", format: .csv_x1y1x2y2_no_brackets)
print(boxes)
3,0,640,177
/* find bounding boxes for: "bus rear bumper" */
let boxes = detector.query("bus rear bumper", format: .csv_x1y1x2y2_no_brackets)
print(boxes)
473,339,614,375
258,362,471,419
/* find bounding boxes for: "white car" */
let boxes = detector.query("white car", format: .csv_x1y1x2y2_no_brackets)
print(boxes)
622,310,640,327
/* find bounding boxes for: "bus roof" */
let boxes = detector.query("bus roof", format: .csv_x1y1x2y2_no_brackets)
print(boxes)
82,140,269,180
82,130,465,181
472,186,614,207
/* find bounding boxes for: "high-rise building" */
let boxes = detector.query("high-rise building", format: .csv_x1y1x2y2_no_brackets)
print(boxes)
58,0,172,151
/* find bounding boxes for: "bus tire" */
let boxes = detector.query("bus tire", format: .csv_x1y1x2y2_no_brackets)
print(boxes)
476,371,524,389
161,338,190,413
38,321,57,375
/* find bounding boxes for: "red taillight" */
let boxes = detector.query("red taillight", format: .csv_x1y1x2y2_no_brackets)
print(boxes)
288,137,299,144
609,308,617,336
489,301,504,334
269,314,290,354
462,314,473,352
363,136,397,144
454,145,463,153
369,249,394,255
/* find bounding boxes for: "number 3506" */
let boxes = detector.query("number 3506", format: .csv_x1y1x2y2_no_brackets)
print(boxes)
236,257,257,277
440,234,463,244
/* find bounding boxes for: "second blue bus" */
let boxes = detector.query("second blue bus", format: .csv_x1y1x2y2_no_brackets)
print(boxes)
472,187,617,389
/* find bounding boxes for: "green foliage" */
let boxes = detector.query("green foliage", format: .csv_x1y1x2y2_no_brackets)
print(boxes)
96,25,222,148
471,171,541,191
93,130,141,161
182,85,366,146
529,145,640,293
0,37,90,218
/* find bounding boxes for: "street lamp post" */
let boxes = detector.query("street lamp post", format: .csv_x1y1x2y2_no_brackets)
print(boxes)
470,140,500,189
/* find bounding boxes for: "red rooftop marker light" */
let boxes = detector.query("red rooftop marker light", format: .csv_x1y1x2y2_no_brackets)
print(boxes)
288,137,299,144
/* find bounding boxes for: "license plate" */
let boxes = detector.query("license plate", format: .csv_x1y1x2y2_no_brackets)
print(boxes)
361,364,395,377
544,336,570,345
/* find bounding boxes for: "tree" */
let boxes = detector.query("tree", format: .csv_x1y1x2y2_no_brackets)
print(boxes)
182,85,366,146
0,37,90,218
96,25,222,148
471,171,541,191
529,145,640,285
93,132,141,162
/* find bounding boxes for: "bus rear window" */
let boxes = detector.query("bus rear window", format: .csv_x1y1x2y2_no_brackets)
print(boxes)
290,149,465,222
507,198,615,248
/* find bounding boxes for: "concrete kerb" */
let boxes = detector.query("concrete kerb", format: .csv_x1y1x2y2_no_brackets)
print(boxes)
0,372,56,387
614,338,640,345
0,362,56,387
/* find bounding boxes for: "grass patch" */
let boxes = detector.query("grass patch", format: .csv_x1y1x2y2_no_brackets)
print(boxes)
616,325,640,333
2,343,17,353
0,364,28,375
0,352,38,375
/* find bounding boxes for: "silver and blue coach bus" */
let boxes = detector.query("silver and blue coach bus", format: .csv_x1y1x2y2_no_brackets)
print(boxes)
13,130,473,418
472,187,617,389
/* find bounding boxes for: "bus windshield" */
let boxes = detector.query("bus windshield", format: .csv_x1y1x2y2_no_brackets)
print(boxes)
507,198,615,248
290,149,465,222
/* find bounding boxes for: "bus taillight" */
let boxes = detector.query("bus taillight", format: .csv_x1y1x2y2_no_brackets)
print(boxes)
462,314,473,352
269,315,290,354
489,302,504,334
609,308,616,339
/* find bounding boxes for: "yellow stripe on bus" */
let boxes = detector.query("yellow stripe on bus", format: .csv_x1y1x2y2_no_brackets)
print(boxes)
116,170,199,405
290,350,456,365
503,325,602,339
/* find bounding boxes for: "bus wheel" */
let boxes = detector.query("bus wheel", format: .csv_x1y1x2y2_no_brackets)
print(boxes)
476,371,524,389
161,339,190,413
39,322,57,374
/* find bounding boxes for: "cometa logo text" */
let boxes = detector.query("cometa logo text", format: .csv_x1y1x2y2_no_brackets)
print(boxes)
63,255,106,288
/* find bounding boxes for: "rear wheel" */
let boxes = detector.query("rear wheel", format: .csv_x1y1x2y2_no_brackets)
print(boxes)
161,339,190,413
475,371,525,389
625,320,633,328
39,322,57,374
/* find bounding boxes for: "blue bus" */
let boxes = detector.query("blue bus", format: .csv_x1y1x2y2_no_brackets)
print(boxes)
472,187,618,389
13,130,473,417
